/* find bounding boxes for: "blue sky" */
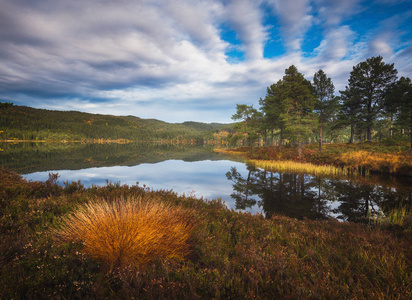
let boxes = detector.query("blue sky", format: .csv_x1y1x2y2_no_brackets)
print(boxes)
0,0,411,123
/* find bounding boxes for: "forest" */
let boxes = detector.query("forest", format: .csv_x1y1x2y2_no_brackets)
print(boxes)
230,56,412,155
0,102,232,143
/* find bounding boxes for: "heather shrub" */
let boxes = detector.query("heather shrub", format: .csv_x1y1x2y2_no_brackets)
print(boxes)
54,196,196,270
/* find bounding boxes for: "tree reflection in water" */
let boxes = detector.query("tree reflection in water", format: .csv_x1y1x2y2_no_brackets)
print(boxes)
226,164,412,223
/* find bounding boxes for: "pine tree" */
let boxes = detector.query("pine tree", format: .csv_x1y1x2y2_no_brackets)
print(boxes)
279,66,317,159
312,69,339,151
259,80,287,146
388,77,412,152
231,104,263,150
345,56,397,142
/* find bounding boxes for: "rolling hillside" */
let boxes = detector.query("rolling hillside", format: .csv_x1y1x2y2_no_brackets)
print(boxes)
0,102,233,141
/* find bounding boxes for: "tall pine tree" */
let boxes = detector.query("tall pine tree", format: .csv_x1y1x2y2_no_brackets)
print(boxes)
259,80,287,146
388,77,412,152
344,56,397,142
279,66,317,158
312,69,339,152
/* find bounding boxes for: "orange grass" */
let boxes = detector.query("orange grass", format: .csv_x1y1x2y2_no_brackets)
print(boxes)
249,159,351,177
54,196,196,270
338,150,410,174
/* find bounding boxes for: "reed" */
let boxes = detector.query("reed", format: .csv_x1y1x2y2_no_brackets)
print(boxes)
249,159,351,177
369,205,410,226
339,150,410,174
54,196,196,270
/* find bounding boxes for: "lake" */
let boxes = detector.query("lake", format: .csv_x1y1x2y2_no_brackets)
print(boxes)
1,141,411,222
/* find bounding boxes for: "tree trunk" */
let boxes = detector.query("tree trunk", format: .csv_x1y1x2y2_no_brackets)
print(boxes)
410,127,412,154
350,123,354,143
264,129,267,146
298,141,302,159
271,129,274,146
319,124,323,152
367,125,372,142
279,127,283,148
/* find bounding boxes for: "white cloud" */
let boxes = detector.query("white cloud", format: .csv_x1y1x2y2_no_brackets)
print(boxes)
313,26,356,61
313,0,363,26
266,0,313,50
0,0,411,123
224,0,269,60
370,35,394,57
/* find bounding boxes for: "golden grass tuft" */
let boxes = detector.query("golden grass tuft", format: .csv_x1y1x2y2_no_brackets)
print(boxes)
249,159,350,177
339,150,409,173
54,196,196,270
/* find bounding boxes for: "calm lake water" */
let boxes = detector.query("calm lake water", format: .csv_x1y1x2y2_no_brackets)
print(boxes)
1,142,411,222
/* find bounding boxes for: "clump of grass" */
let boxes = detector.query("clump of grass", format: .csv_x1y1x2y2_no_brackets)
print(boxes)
54,196,196,270
369,205,410,227
249,159,351,178
339,150,410,174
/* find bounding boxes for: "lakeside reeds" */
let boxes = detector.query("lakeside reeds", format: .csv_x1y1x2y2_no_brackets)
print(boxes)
249,159,351,177
216,141,412,177
54,196,196,270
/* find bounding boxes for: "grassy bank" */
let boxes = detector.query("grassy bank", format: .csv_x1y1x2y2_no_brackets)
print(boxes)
1,168,411,299
217,140,412,177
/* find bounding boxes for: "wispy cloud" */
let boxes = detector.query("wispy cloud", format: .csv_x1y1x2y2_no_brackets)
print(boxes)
0,0,411,122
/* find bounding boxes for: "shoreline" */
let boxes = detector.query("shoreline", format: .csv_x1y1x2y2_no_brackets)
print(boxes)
216,141,412,177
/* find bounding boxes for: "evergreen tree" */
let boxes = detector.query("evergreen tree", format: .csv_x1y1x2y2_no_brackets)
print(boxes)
338,86,360,143
388,77,412,152
279,66,317,158
259,80,287,146
344,56,398,142
312,69,339,151
231,104,263,150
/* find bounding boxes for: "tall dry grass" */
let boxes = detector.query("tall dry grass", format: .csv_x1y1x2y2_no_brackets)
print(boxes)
249,159,350,177
54,196,196,270
338,150,410,174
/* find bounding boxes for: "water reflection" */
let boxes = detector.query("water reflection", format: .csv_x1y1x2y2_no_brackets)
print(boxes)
226,165,412,222
0,142,230,173
2,142,411,222
22,159,262,215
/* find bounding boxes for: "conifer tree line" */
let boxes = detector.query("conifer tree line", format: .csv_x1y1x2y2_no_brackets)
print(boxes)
231,56,412,154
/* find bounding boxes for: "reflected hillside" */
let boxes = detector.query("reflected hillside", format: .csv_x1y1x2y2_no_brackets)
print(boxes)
0,142,234,174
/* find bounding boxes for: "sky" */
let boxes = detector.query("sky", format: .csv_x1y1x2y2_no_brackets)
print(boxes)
0,0,411,123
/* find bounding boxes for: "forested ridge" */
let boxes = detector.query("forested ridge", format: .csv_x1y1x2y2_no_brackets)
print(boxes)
0,103,232,141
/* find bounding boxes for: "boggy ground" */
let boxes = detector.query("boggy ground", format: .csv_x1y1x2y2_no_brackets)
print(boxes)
0,168,411,299
219,140,412,176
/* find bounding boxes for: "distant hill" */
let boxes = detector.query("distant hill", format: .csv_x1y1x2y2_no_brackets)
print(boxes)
0,102,234,141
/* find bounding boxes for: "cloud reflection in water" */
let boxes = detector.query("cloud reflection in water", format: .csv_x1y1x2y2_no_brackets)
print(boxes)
23,159,262,214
